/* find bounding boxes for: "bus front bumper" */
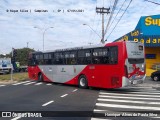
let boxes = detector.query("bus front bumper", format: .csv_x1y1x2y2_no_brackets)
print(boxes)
122,75,146,88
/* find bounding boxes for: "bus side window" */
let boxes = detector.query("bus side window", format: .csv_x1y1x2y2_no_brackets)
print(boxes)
109,47,118,64
69,51,77,65
77,49,91,64
53,52,64,64
103,48,109,64
43,53,52,65
92,49,102,64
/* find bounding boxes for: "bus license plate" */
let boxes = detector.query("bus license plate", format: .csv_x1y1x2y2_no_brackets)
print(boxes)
133,80,142,84
133,80,137,84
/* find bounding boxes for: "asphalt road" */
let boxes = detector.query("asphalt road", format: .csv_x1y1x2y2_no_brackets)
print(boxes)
0,77,160,120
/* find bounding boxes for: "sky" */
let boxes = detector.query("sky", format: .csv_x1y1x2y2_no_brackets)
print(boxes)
0,0,160,54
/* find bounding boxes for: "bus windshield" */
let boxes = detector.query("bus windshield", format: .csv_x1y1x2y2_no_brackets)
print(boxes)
126,42,144,61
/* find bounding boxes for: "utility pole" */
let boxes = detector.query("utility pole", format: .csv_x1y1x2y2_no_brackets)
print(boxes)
96,7,110,44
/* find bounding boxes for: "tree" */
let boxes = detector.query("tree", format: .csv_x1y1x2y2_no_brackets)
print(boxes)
14,48,35,65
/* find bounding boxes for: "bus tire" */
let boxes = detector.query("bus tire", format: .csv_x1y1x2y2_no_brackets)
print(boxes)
78,75,88,89
38,73,43,82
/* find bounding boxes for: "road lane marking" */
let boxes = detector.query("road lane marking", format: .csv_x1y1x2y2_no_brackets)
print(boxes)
72,89,78,92
124,91,160,95
12,81,30,85
98,98,160,105
11,116,21,120
99,95,160,100
96,103,160,110
42,100,54,106
35,82,42,85
0,85,6,87
100,92,160,98
24,82,36,85
46,83,52,85
61,94,68,98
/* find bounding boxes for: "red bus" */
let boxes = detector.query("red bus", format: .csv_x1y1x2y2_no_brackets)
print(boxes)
28,41,146,89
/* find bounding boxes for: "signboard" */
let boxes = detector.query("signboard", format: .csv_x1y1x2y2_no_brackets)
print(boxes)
135,15,160,35
114,14,160,47
0,58,12,68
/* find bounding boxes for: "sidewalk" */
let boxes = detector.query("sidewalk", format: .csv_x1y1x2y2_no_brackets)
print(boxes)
0,80,17,85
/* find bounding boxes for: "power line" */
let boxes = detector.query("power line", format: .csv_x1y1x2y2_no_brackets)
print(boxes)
88,1,98,42
108,0,127,31
145,0,160,5
106,0,132,40
92,15,101,42
104,0,119,36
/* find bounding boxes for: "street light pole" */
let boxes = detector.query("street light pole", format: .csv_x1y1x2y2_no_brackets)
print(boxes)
34,26,54,51
83,24,101,39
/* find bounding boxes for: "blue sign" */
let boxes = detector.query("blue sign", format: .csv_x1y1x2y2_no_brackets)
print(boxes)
114,14,160,47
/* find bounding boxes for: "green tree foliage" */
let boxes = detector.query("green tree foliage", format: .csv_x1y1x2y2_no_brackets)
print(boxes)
0,53,11,58
14,48,35,65
0,48,35,65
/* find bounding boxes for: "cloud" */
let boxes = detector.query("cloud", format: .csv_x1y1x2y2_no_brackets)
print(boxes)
0,0,160,54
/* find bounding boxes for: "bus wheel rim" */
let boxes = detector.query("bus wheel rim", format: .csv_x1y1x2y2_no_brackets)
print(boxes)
80,78,85,86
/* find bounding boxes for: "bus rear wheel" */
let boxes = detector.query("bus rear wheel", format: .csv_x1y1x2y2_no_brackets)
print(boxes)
38,73,43,82
78,75,88,89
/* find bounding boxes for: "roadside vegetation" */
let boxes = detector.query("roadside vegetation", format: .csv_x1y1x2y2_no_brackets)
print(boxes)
0,72,29,82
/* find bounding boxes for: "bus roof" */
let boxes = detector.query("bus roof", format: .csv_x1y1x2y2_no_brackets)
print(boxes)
32,41,141,54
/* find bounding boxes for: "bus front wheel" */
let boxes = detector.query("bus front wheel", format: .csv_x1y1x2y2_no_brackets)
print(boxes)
78,75,88,89
38,73,43,82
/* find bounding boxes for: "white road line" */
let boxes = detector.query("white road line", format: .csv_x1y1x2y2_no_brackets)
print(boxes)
11,116,21,120
61,94,68,98
35,82,42,85
12,81,30,85
72,89,78,92
100,92,160,98
99,95,160,100
98,98,160,105
129,86,152,89
46,83,52,85
96,103,160,110
0,85,6,87
24,82,36,85
42,100,54,106
124,91,160,95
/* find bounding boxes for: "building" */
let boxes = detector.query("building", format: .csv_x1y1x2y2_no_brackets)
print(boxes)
115,14,160,76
